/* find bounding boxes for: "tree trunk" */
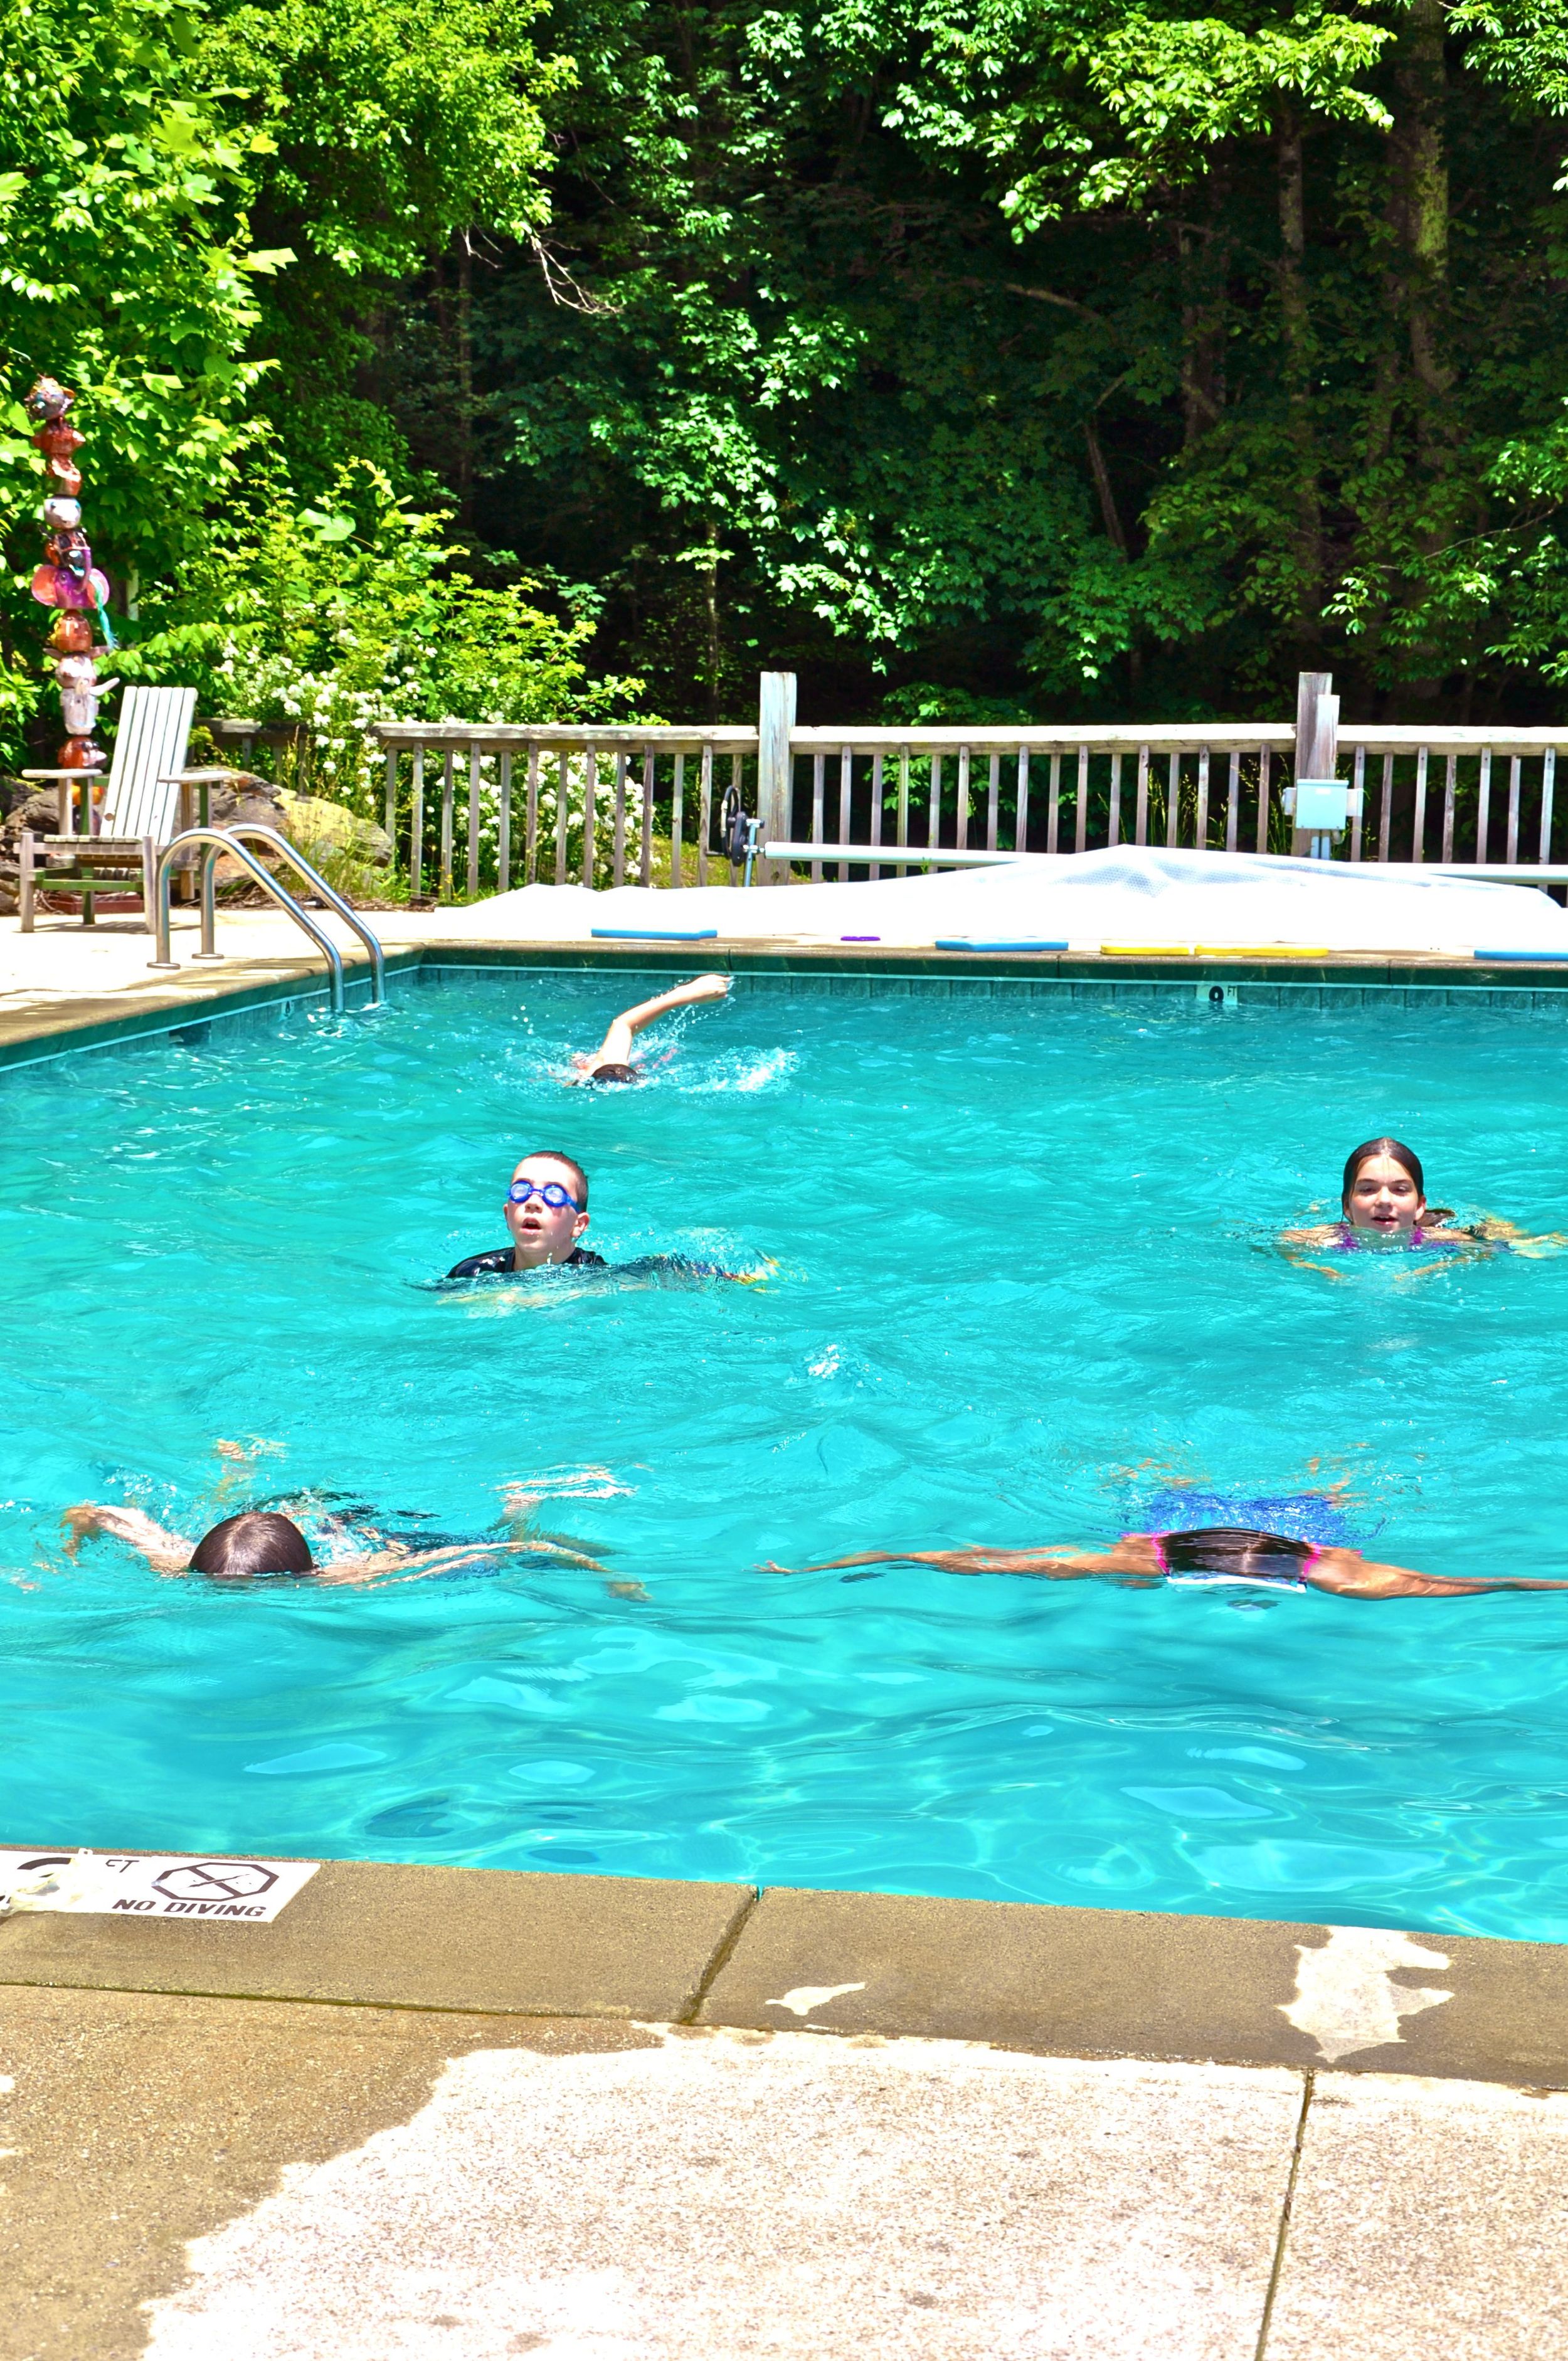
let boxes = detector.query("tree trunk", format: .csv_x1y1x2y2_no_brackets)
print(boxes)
1084,418,1128,555
1393,0,1451,400
1178,188,1227,449
705,544,721,721
455,235,475,526
1276,107,1322,644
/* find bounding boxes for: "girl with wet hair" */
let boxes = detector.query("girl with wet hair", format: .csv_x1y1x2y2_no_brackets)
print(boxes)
1282,1136,1478,1255
1334,1137,1465,1241
61,1502,605,1587
777,1526,1568,1600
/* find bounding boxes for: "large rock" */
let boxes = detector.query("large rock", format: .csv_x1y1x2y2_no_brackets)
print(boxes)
277,789,393,869
207,773,288,831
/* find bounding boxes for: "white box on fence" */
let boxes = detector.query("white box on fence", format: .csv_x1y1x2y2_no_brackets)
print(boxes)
1283,778,1364,832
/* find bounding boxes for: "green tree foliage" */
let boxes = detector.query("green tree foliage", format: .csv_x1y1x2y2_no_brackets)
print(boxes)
0,0,279,739
198,0,569,480
10,0,1568,742
0,0,569,760
461,0,1568,719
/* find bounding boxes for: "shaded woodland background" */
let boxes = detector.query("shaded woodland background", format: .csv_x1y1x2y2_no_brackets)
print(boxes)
5,0,1568,765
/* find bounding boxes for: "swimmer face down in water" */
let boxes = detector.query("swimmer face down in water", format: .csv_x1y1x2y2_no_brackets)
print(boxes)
567,974,731,1086
62,1503,607,1586
772,1524,1568,1600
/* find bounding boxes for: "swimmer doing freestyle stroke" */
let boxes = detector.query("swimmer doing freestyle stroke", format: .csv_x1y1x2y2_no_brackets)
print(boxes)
565,973,733,1086
773,1525,1568,1600
62,1502,607,1586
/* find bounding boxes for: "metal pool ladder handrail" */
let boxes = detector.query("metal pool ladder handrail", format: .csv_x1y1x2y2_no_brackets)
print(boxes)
211,824,384,1005
147,828,382,1014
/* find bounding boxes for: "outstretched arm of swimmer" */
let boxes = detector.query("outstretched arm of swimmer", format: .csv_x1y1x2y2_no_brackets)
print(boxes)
770,1541,1162,1583
62,1502,197,1575
310,1535,607,1586
1301,1547,1568,1600
782,1541,1568,1600
571,973,731,1078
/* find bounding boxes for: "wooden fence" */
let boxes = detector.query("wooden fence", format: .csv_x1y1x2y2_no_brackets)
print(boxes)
202,676,1568,896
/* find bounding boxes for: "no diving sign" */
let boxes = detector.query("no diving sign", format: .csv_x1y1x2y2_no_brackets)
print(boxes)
0,1849,319,1923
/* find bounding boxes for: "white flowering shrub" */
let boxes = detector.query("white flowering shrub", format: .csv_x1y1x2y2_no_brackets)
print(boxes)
117,460,651,894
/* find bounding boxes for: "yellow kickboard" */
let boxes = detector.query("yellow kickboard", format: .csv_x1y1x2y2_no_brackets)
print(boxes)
1097,943,1333,959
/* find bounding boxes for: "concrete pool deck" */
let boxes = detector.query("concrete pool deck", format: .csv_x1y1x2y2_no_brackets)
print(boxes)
6,899,1568,1076
6,1864,1568,2357
8,906,1568,2355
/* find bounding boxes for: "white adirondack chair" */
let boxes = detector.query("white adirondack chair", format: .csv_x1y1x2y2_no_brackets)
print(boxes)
18,685,198,931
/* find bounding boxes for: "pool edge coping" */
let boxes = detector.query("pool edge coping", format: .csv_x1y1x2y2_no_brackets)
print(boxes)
4,931,1568,1072
1,1857,1564,2092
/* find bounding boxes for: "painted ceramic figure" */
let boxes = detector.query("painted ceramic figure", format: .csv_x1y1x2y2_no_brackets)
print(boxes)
25,374,114,801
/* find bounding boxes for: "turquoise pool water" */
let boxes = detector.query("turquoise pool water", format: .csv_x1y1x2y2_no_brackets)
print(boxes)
6,970,1568,1939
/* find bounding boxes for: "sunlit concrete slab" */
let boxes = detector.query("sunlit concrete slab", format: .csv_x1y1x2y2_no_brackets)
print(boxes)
1269,2071,1568,2358
7,1866,1568,2354
697,1885,1568,2089
0,1983,650,2361
0,1859,752,2020
131,2022,1300,2361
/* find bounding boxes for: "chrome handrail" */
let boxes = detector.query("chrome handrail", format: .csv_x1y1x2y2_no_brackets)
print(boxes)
204,824,384,1006
149,829,347,1014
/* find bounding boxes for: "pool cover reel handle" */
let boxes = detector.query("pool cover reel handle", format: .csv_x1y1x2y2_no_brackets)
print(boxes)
721,782,763,885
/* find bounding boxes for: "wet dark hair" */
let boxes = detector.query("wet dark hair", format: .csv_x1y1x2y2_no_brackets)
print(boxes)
1160,1527,1314,1581
188,1511,314,1578
518,1150,590,1207
586,1063,639,1087
1342,1137,1424,1206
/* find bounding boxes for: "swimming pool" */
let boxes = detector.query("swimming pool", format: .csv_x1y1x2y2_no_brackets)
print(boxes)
5,967,1568,1942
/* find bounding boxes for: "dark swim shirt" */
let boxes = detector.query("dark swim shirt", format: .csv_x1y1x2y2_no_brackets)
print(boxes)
440,1245,739,1286
444,1244,608,1280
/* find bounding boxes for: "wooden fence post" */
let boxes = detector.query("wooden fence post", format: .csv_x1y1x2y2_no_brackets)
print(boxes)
1292,670,1338,856
756,671,797,884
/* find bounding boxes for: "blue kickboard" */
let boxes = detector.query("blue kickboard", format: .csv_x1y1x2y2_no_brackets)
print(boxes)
1475,948,1568,963
935,938,1070,953
590,928,720,942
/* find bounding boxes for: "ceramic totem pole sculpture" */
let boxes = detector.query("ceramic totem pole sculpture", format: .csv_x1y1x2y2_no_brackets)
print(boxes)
26,376,117,830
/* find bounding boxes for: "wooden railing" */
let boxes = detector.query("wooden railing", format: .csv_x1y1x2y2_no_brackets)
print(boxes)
202,679,1568,894
364,723,757,897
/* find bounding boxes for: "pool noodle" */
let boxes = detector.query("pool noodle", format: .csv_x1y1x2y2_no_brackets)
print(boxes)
934,938,1069,953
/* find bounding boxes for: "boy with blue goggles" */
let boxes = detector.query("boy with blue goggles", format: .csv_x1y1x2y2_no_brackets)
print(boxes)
445,1151,605,1280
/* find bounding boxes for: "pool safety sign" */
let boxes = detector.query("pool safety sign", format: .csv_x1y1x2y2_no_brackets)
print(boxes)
0,1849,320,1923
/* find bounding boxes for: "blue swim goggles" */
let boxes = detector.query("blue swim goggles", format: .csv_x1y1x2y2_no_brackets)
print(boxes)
507,1177,580,1210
